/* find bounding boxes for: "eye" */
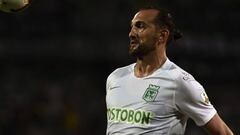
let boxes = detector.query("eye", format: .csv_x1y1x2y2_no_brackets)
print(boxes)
135,22,145,29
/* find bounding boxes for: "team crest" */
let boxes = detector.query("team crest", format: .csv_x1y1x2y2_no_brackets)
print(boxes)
142,84,160,102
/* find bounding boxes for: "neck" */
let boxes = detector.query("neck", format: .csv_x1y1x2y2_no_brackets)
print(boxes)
134,49,167,78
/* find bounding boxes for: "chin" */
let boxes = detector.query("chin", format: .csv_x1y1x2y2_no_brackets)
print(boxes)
129,49,144,58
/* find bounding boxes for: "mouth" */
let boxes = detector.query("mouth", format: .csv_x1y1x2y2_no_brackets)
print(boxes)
130,41,139,50
130,40,139,46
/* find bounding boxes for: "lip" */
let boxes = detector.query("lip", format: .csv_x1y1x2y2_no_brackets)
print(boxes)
130,41,136,45
130,40,138,45
130,41,139,50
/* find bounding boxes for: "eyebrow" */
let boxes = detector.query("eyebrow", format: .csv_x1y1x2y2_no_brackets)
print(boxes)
130,20,146,27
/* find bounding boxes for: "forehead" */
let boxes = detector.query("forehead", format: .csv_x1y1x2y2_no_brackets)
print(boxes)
131,9,159,24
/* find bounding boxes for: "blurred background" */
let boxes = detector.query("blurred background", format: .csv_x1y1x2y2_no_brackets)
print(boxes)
0,0,239,134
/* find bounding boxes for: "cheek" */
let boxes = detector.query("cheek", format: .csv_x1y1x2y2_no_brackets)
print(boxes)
140,34,157,44
138,33,150,42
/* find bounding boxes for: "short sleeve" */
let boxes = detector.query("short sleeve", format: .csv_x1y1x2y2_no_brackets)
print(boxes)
106,72,114,93
175,73,216,126
106,74,111,92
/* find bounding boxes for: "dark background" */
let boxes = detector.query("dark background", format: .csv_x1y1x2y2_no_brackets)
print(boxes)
0,0,239,134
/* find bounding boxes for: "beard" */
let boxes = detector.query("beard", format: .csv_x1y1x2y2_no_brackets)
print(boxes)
129,42,155,58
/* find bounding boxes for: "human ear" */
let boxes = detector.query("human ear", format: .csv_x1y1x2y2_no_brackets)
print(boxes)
159,29,170,42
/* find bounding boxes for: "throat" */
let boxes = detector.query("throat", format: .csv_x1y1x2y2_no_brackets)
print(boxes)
134,58,167,78
134,66,158,78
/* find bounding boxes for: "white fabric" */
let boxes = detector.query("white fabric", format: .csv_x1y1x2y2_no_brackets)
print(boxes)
106,59,216,135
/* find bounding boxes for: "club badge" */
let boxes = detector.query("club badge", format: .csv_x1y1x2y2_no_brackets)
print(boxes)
142,84,160,102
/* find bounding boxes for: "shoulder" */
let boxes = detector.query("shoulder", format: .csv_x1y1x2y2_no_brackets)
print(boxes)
169,62,216,126
166,60,204,92
165,60,195,83
167,62,207,107
107,63,135,82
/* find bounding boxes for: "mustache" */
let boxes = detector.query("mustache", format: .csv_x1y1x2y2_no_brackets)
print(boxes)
129,34,140,43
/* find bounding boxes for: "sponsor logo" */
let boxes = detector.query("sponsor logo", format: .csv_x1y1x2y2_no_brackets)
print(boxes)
201,91,210,105
109,86,121,91
107,107,153,126
182,72,190,81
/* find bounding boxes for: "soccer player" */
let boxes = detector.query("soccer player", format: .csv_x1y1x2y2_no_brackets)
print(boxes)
106,7,234,135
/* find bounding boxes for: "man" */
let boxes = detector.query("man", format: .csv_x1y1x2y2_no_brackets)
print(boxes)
106,7,233,135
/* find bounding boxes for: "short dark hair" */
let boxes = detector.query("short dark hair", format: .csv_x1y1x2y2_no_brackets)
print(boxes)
139,6,183,45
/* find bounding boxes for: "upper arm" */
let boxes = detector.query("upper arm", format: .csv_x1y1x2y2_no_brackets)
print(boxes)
203,114,234,135
174,71,233,134
175,74,216,126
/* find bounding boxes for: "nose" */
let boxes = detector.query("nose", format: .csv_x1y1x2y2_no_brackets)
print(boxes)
129,27,136,39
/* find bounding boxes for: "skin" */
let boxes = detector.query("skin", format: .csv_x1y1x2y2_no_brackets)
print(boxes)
129,9,169,78
129,9,234,135
203,114,234,135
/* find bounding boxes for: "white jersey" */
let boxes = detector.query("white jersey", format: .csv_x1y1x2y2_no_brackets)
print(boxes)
106,59,216,135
